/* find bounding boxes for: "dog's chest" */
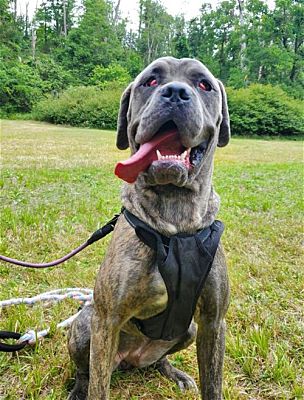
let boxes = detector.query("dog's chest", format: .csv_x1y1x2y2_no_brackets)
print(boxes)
135,266,169,320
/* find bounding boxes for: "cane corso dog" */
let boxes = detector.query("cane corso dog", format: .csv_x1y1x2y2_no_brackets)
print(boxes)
67,57,230,400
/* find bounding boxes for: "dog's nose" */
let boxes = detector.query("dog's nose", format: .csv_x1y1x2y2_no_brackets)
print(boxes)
161,83,191,103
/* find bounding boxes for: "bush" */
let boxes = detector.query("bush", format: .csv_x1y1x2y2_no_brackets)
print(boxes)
33,86,122,130
33,83,303,137
34,55,75,92
227,84,304,137
90,63,131,89
0,61,45,113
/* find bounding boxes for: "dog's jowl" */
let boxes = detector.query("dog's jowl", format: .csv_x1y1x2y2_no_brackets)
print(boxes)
68,57,230,400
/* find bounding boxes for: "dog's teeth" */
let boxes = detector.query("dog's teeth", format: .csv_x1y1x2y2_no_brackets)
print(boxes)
157,153,184,161
181,150,187,161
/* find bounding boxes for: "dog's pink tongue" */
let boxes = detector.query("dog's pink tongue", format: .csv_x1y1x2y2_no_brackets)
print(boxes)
115,130,179,183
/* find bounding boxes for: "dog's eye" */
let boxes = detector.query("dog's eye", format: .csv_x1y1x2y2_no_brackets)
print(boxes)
198,80,212,91
144,78,158,87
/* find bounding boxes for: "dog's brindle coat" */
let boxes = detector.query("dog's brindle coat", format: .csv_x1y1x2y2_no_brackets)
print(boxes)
68,57,230,400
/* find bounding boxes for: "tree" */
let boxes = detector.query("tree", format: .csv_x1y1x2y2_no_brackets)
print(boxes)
0,0,24,60
58,0,124,80
33,0,76,52
272,0,303,83
90,63,131,89
172,16,190,59
137,0,175,65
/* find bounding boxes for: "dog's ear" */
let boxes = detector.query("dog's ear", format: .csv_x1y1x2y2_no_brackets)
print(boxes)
116,83,133,150
217,80,230,147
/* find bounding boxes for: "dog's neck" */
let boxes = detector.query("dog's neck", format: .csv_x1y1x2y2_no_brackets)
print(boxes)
121,170,220,236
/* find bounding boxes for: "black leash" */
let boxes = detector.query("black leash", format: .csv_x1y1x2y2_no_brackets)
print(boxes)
0,331,27,352
0,213,120,269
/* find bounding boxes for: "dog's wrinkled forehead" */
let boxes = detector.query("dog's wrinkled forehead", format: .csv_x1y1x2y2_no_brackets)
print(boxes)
134,57,218,88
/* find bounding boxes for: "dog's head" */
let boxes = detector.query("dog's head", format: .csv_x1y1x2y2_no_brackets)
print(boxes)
115,57,230,187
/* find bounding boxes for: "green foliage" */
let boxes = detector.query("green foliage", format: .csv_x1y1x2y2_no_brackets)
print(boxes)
0,61,45,113
90,63,131,89
0,56,75,113
137,0,176,64
34,55,75,91
33,83,304,138
57,0,123,80
1,0,303,117
0,0,24,60
33,86,122,130
227,84,304,137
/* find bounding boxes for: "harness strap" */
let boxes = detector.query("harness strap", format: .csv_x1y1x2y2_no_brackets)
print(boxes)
123,208,224,341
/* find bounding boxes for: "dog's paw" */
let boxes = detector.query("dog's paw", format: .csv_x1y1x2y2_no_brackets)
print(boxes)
67,375,88,400
155,357,198,392
67,389,87,400
169,366,198,392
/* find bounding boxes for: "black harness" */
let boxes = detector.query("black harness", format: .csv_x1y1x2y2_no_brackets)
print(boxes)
123,209,224,341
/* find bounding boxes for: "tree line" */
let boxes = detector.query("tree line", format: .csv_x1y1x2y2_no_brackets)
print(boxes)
0,0,303,115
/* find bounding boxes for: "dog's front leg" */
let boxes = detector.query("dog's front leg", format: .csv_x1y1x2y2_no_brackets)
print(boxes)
88,305,120,400
196,316,226,400
196,247,229,400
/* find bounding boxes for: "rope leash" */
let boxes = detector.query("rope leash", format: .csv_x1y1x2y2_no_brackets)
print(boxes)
0,288,93,352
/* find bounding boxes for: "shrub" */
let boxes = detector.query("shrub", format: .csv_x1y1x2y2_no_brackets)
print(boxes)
0,61,45,113
34,55,75,92
227,84,304,137
33,86,122,130
90,63,131,89
33,83,303,137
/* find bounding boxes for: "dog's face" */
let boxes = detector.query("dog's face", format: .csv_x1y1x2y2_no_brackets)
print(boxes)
116,57,230,187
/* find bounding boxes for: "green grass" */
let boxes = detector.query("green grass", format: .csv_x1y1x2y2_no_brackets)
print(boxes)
0,120,303,399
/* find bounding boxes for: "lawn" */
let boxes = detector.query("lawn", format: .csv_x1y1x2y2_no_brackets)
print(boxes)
0,120,303,400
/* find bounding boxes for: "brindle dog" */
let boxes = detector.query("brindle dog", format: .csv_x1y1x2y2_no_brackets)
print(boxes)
67,57,230,400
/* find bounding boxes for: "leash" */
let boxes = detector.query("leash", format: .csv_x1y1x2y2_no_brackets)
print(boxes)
0,212,120,352
0,213,120,268
0,288,93,352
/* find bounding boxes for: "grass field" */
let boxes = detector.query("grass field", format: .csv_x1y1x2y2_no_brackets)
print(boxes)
0,120,303,400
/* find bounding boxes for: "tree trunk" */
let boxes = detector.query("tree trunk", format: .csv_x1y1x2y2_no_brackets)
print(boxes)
237,0,246,71
32,29,37,59
14,0,17,20
25,2,29,37
63,0,67,37
113,0,121,26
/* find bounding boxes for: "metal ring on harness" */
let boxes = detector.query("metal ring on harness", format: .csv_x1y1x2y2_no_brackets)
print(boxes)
0,331,27,352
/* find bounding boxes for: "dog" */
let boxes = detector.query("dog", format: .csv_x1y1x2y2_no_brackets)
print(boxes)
67,56,230,400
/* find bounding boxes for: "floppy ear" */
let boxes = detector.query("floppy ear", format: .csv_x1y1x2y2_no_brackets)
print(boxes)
217,80,230,147
116,83,133,150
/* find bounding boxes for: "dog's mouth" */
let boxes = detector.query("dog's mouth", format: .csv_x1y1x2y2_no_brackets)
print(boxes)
115,121,209,183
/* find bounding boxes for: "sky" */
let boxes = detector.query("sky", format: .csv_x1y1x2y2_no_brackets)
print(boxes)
17,0,275,25
18,0,216,20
